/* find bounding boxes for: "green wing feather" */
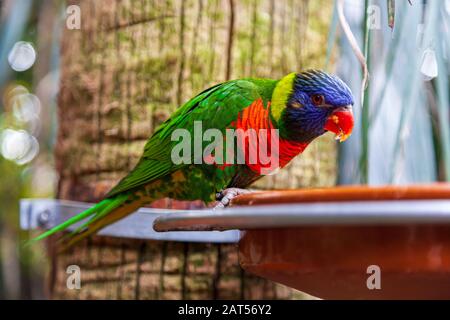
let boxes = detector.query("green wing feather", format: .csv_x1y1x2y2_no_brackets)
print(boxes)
106,79,272,197
26,197,123,245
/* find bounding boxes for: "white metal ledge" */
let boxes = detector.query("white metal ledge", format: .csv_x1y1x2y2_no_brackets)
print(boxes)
20,198,240,243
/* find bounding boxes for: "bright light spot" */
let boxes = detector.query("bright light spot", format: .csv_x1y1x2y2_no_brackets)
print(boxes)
446,0,450,16
5,84,29,100
0,129,39,165
2,86,42,134
2,84,28,107
8,41,36,72
420,48,438,81
11,93,41,123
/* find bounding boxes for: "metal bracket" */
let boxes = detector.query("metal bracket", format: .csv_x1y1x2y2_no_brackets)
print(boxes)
20,199,240,243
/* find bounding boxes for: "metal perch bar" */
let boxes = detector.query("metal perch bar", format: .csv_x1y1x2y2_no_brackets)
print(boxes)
153,200,450,232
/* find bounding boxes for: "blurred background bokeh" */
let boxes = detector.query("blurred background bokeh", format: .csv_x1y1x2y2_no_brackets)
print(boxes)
1,1,60,299
0,0,448,299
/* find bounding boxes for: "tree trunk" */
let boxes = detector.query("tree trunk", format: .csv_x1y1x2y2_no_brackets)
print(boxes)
52,0,334,299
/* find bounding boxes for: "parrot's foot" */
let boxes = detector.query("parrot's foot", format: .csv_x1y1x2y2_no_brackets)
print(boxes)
214,188,253,209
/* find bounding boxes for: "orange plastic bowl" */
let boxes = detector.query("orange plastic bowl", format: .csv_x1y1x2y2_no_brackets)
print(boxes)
234,184,450,299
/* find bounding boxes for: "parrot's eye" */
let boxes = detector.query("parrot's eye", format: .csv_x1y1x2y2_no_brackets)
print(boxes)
311,94,325,106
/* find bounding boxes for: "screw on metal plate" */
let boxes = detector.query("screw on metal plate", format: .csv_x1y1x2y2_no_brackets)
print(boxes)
37,209,51,228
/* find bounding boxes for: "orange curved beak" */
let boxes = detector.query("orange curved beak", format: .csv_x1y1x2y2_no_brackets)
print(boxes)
324,106,354,142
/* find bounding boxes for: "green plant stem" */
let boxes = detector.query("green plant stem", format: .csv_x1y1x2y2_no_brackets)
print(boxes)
360,0,371,184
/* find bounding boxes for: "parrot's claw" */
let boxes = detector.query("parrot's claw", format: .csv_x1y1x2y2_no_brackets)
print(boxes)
214,188,253,209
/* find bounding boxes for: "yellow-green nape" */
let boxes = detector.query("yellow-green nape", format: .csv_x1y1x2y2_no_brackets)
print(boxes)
270,72,296,122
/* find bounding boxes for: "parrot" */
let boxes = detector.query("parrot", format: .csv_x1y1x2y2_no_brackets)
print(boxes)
31,70,354,248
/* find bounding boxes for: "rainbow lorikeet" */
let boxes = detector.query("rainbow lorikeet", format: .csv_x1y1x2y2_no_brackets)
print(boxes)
32,70,354,247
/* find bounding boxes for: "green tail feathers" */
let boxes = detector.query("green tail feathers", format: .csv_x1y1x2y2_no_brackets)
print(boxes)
27,194,129,246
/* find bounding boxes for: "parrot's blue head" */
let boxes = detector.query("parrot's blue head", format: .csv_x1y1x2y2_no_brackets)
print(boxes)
281,70,355,143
